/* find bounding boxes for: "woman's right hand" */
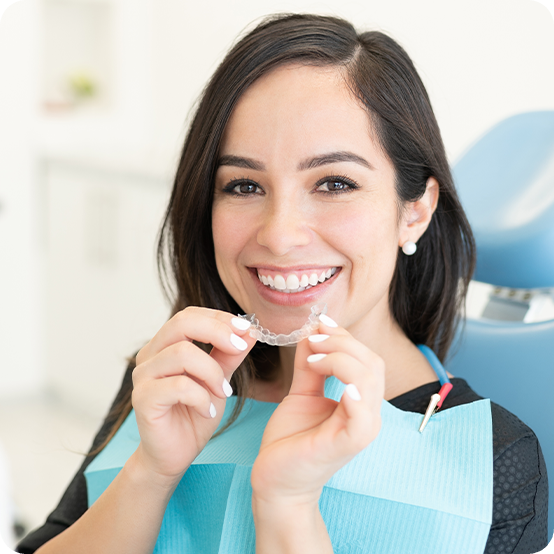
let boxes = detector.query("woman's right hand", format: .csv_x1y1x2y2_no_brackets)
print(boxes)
130,307,256,483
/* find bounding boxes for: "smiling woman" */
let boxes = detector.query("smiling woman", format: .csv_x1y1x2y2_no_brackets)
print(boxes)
212,63,431,332
17,12,548,554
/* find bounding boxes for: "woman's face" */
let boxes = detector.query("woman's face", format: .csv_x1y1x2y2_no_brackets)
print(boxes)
212,64,406,337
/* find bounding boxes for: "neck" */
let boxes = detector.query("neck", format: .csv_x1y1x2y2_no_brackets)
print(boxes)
343,296,440,400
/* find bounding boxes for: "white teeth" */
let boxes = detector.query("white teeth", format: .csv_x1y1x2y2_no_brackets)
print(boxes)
273,275,286,290
286,274,300,290
257,268,338,292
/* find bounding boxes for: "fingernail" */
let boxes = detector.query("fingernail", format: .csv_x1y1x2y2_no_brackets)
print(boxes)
230,333,248,351
231,317,251,330
222,378,233,397
345,383,361,401
308,334,330,343
307,353,327,363
209,402,217,418
319,314,338,327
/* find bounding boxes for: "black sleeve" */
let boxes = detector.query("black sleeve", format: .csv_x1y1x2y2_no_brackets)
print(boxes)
16,361,135,554
390,379,549,554
484,403,549,554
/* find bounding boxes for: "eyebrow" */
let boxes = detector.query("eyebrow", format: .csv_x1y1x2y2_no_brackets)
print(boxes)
216,151,375,172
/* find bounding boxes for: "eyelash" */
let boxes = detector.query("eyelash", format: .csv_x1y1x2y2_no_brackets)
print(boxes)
221,175,360,196
222,178,262,197
315,174,360,195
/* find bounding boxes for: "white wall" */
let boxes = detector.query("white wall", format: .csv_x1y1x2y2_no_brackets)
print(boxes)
0,0,42,397
149,0,554,166
43,161,171,417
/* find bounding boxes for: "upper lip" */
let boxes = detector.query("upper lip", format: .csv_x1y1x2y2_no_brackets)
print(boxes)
249,265,339,272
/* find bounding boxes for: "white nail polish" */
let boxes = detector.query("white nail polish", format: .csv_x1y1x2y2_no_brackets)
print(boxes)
307,353,327,363
308,334,330,343
231,317,251,331
230,333,248,351
209,402,217,418
319,314,338,327
222,378,233,397
345,383,361,401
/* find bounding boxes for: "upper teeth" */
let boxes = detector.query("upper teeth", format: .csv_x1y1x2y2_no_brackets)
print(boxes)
257,268,337,293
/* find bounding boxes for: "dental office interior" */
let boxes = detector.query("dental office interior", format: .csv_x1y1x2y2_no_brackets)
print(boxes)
0,0,553,549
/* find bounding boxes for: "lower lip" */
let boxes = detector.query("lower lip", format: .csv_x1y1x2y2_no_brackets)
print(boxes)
249,269,340,307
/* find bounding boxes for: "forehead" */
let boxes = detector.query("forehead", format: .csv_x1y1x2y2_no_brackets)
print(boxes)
220,64,384,167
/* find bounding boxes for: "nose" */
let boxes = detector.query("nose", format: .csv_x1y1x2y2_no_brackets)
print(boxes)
256,196,313,257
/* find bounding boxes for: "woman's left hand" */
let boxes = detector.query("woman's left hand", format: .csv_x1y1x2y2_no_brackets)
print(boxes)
250,317,385,506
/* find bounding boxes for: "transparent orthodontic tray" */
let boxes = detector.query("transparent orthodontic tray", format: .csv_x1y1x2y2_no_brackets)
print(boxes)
239,303,327,346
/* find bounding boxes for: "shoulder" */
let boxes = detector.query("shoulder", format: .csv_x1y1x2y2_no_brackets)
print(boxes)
486,401,549,550
450,380,550,552
391,378,549,551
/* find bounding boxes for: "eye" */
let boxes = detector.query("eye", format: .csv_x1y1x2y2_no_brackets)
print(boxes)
236,182,258,194
222,179,263,196
315,175,359,194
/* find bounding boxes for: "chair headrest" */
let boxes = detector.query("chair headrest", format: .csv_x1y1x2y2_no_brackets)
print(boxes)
453,111,554,289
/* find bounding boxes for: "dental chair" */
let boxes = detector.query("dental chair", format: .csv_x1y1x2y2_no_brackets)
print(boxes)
445,111,554,539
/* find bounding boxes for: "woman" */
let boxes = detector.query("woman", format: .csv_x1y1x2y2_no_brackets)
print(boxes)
18,13,548,554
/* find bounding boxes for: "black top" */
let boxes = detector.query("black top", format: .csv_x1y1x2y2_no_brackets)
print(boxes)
17,365,549,554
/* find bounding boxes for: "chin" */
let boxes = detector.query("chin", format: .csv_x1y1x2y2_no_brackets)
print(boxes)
247,306,314,336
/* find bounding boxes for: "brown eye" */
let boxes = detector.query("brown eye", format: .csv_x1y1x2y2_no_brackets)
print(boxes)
316,177,358,194
323,180,347,191
222,179,262,196
237,182,258,194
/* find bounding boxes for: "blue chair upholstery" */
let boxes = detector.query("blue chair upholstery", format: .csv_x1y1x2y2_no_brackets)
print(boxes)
453,111,554,289
447,111,554,537
446,319,554,536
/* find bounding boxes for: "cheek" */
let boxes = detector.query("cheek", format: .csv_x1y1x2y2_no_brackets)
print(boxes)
322,204,398,265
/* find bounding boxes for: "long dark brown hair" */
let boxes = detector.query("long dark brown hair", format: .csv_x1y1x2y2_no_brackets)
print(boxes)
96,13,476,451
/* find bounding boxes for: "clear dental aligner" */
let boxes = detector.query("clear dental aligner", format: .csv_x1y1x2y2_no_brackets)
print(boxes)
239,304,328,346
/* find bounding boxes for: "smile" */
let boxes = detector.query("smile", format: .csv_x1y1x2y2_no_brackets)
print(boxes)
256,267,338,293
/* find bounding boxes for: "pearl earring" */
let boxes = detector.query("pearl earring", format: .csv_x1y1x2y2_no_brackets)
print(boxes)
402,241,417,255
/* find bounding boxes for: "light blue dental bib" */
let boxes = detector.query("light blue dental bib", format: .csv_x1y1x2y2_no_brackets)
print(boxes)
85,377,493,553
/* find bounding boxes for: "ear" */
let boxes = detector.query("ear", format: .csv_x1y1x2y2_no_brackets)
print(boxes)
398,177,439,247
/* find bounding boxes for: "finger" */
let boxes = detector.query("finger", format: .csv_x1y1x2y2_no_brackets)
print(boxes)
317,313,346,334
133,375,216,420
138,307,252,363
332,383,382,453
307,352,384,450
306,351,384,405
307,333,378,369
133,340,232,400
288,336,327,398
210,329,257,379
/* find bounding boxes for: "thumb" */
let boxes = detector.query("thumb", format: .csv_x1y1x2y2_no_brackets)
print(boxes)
288,337,326,398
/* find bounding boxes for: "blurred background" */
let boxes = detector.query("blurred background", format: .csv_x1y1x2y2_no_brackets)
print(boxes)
0,0,553,548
